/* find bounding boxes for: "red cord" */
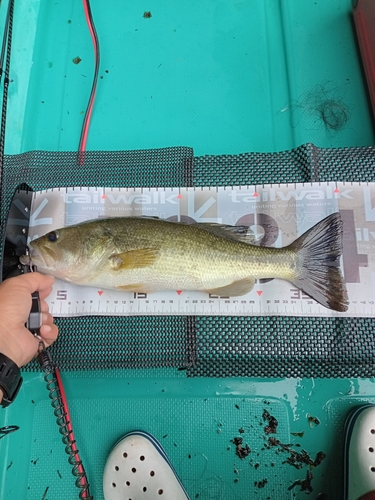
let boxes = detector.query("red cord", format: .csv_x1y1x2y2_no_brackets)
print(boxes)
79,0,100,162
55,367,89,497
82,0,98,57
44,6,99,497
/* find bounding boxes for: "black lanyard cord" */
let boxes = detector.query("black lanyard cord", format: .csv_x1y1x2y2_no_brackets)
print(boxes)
0,0,14,228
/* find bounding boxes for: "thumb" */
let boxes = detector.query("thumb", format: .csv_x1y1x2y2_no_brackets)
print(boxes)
7,272,55,295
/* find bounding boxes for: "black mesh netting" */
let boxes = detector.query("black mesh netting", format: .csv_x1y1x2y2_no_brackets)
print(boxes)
1,144,374,378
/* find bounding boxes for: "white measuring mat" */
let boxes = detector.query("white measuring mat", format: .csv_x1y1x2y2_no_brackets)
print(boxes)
28,182,375,318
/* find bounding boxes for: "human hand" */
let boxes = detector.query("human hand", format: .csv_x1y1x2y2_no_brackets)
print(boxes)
0,273,58,368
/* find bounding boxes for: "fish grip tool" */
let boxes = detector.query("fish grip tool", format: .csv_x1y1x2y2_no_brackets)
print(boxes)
1,185,93,500
1,184,43,341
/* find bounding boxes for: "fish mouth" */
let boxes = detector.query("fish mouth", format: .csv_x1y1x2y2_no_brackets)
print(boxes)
20,242,52,269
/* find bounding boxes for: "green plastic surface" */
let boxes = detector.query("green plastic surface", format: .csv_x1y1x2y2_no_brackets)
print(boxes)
1,1,375,499
6,0,375,155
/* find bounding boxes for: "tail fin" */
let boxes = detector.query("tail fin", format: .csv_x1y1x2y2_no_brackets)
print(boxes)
288,213,348,312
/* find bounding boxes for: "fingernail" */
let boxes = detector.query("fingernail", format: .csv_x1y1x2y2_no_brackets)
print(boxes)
42,324,52,333
42,313,49,322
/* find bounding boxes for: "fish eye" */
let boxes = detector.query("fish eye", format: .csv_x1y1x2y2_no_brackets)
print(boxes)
47,231,59,242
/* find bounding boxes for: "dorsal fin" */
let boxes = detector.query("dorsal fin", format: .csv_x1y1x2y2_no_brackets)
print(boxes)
196,223,256,244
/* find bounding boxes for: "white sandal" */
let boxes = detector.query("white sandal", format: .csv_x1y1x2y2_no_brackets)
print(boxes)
344,405,375,500
103,431,190,500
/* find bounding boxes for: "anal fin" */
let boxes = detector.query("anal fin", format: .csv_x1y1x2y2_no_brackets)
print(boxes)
205,277,255,297
116,283,149,292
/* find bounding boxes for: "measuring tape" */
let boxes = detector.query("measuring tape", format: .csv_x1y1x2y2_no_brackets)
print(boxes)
27,182,375,318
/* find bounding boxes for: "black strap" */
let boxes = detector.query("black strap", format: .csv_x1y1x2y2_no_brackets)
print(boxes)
0,352,22,408
0,0,14,158
0,0,14,239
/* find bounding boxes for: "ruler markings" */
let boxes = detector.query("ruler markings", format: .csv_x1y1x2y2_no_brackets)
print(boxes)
28,182,375,318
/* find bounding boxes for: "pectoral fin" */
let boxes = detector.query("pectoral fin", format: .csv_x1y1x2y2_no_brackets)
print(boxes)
205,277,255,297
109,248,158,270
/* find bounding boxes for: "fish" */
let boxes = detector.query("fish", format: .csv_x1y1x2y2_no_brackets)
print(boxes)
20,213,349,312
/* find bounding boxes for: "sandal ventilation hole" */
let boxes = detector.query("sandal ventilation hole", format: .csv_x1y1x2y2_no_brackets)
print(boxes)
143,486,147,492
158,489,164,495
132,467,137,473
150,470,155,477
112,483,116,488
140,455,145,461
123,452,128,458
115,466,119,471
370,447,374,453
126,481,130,486
371,467,375,473
371,429,375,435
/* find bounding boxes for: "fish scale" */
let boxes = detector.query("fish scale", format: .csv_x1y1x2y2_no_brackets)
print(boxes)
23,212,346,311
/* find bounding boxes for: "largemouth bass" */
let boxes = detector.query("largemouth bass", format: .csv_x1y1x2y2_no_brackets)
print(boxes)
20,213,348,312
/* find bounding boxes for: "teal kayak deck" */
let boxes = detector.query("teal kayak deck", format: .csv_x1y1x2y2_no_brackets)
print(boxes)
1,1,374,499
